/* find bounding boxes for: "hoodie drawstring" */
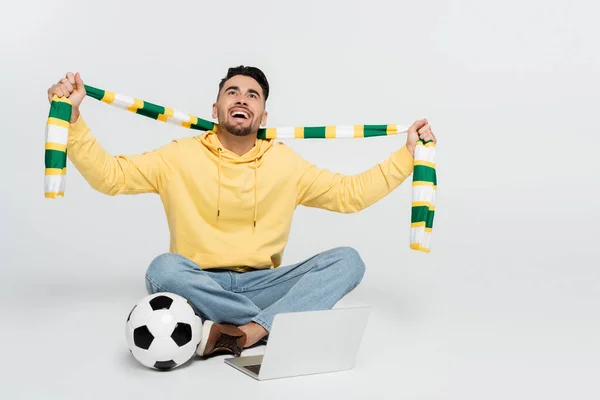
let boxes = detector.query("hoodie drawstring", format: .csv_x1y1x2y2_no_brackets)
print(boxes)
217,148,222,219
254,158,258,228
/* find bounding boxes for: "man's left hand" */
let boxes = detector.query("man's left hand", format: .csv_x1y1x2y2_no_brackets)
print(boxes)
406,118,437,157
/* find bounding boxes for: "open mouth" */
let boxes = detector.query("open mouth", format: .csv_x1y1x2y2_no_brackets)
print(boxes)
230,108,251,121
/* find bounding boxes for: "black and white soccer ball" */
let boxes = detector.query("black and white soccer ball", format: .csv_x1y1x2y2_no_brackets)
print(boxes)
126,292,202,370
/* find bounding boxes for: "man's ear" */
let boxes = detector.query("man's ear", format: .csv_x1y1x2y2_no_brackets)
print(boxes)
261,110,268,126
212,102,218,120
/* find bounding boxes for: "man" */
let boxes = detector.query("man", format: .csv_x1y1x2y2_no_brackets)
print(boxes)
47,66,437,358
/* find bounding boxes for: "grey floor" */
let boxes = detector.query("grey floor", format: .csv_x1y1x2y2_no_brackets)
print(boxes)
2,276,597,400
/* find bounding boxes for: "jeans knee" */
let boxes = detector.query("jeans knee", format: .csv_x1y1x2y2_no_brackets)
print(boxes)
331,246,366,286
145,252,186,292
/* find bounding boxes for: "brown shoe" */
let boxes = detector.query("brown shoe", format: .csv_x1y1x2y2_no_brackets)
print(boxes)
196,320,247,357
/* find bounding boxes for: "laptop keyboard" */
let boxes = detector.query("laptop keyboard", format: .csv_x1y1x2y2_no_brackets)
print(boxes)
244,364,262,375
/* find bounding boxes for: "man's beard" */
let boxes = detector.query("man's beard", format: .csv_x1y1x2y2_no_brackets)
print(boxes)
218,110,256,137
223,120,255,137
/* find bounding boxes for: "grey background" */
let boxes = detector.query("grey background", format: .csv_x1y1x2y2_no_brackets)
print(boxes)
1,0,598,399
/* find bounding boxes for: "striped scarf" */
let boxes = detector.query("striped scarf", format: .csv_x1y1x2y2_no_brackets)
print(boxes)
45,84,436,252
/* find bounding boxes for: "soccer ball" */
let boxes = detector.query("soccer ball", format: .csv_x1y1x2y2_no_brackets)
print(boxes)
125,292,202,370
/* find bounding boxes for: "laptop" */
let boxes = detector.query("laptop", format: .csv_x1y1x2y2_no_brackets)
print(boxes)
224,304,370,380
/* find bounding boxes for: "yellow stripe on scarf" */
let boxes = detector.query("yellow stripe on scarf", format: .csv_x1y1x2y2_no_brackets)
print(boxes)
414,160,436,169
45,191,65,199
412,201,435,210
45,143,67,152
354,125,364,138
412,181,437,188
325,126,336,138
45,168,67,176
158,108,174,122
127,98,144,113
182,115,198,129
410,243,430,253
101,91,116,104
47,117,69,129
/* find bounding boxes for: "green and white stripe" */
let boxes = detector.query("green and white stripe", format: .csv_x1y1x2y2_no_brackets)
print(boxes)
44,96,71,198
45,84,437,252
84,85,408,139
410,141,436,253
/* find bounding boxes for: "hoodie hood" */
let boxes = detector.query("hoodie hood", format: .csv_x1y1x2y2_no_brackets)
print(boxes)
198,129,274,163
196,130,275,227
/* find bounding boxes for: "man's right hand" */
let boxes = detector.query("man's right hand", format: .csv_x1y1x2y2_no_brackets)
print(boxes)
47,72,86,123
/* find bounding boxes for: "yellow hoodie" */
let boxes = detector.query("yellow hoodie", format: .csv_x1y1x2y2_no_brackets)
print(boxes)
67,116,415,272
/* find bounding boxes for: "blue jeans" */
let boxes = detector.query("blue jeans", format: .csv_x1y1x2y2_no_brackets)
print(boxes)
144,246,366,332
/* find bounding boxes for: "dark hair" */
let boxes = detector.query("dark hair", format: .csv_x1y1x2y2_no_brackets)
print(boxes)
218,65,270,101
